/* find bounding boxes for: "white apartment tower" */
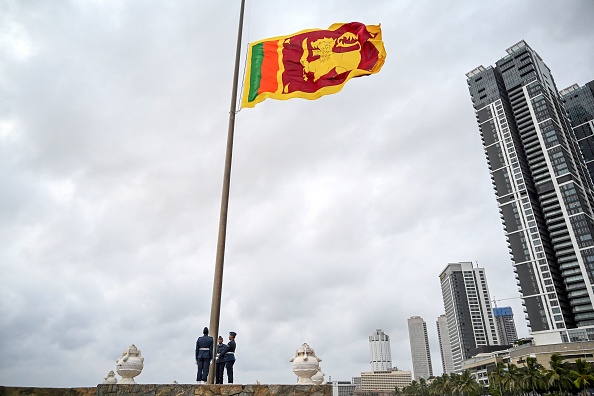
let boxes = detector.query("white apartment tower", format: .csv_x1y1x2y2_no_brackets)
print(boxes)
439,262,500,372
369,329,392,372
437,314,455,374
407,316,433,380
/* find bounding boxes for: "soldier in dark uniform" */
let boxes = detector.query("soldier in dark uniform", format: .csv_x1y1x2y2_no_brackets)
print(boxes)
215,336,225,384
218,331,237,383
195,327,214,384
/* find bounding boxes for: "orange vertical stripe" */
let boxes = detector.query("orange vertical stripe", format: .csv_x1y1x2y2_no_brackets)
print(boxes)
258,40,281,95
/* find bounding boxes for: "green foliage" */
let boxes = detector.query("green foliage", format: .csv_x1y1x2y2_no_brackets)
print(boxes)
570,358,594,396
402,355,594,396
546,353,573,395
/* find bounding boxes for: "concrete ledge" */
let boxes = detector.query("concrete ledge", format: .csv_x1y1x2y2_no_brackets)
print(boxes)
1,385,331,396
0,387,96,396
98,385,331,396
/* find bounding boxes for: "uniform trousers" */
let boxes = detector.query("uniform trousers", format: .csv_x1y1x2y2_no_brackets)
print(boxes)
225,360,235,383
216,361,225,384
197,359,210,382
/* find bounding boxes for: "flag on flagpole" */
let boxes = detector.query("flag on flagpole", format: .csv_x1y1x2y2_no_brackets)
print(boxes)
241,22,386,108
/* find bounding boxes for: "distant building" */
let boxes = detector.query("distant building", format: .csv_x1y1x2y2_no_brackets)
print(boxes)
462,340,594,387
331,381,357,396
407,316,433,380
369,329,392,372
493,307,518,345
439,262,500,372
437,314,455,374
358,369,412,395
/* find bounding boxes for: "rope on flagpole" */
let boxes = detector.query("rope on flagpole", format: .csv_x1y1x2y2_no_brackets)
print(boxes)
246,0,252,43
235,43,249,114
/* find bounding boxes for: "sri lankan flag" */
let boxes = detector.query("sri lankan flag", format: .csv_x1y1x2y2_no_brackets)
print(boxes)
241,22,386,108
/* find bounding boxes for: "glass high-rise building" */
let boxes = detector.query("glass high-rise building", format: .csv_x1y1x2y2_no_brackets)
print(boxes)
440,262,499,372
436,314,455,374
369,329,392,372
466,40,594,344
407,316,433,380
561,81,594,181
493,306,518,345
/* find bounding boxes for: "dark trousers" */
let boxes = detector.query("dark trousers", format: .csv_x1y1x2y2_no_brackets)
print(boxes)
197,359,210,382
225,360,235,383
216,362,225,384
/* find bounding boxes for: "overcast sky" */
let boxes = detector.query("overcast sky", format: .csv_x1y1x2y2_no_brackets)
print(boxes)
1,0,594,388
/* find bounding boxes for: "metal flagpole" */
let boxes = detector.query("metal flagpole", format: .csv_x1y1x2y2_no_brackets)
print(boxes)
207,0,246,385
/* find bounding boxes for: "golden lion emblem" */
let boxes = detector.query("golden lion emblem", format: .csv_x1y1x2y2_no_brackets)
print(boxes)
300,32,361,82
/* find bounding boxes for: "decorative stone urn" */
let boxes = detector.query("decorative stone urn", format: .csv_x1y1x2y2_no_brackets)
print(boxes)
290,343,321,384
312,368,325,385
102,370,118,384
116,344,144,384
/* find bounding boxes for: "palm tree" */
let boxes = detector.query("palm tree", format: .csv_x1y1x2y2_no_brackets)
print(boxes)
570,358,594,396
457,370,481,396
545,353,572,395
429,373,453,396
418,377,429,396
505,363,522,396
428,375,442,396
519,357,545,396
404,380,421,396
489,362,508,396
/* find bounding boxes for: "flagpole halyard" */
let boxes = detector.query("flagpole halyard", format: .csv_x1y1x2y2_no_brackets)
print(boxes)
207,0,246,384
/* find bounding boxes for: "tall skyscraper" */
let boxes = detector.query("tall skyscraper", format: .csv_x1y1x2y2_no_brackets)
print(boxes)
436,314,455,374
493,306,519,345
439,262,499,372
560,81,594,181
369,329,392,372
407,316,433,380
466,40,594,344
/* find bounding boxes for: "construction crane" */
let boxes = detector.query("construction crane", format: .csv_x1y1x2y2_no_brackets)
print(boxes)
492,296,521,308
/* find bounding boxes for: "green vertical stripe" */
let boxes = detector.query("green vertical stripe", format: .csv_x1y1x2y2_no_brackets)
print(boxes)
248,42,264,102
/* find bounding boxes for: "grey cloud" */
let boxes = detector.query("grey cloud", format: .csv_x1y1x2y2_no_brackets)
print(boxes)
1,0,594,387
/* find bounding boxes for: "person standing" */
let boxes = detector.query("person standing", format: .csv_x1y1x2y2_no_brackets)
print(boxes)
195,327,213,384
218,331,237,383
215,336,225,384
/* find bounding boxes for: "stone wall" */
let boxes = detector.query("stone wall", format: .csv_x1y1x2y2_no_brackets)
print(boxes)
98,385,331,396
0,387,96,396
1,385,331,396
